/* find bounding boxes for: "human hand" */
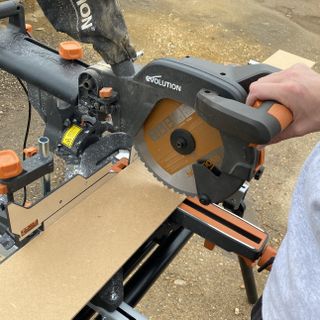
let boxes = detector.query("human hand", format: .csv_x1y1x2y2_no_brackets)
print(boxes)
247,64,320,143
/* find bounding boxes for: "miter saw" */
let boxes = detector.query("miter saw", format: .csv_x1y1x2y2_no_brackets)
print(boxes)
0,0,293,206
0,0,285,317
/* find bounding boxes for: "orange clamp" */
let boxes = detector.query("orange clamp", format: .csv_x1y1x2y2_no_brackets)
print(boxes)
59,41,83,60
24,147,38,158
258,245,277,271
0,150,23,180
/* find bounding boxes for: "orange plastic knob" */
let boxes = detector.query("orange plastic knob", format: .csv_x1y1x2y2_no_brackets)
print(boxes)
99,87,113,98
25,24,33,33
0,150,23,180
59,41,83,60
23,147,38,158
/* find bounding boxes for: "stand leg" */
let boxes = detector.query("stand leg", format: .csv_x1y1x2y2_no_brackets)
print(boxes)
238,256,258,304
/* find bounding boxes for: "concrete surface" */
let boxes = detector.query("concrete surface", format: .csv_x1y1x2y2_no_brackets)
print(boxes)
0,0,320,319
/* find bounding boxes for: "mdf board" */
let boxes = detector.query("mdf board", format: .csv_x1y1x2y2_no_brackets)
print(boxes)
0,161,185,319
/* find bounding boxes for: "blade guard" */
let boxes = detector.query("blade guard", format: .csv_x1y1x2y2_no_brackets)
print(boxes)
192,164,244,205
193,89,293,204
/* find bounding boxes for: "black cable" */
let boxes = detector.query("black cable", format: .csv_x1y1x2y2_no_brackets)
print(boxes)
15,77,32,206
16,77,32,157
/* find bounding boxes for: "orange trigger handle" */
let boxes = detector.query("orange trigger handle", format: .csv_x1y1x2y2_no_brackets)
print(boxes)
253,100,293,131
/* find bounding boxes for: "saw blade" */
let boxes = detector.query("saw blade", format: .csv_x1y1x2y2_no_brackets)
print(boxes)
134,99,225,195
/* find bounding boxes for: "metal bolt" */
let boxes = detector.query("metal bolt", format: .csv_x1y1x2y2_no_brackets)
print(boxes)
199,194,210,206
176,138,187,149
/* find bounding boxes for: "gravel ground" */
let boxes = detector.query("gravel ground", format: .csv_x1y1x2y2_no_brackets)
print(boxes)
1,0,320,319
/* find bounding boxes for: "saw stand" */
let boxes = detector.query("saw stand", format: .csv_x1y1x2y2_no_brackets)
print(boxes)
74,182,276,319
0,145,276,319
222,184,259,304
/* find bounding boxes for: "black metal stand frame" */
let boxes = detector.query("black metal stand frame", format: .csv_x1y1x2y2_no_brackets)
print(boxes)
74,197,263,319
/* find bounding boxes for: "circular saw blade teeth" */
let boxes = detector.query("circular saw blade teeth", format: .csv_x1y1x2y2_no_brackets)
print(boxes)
134,126,198,196
135,144,193,196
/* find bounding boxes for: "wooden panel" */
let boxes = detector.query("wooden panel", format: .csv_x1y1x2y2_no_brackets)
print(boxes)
264,49,315,69
0,160,184,320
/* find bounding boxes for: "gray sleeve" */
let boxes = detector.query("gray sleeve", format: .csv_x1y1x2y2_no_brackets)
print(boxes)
36,0,136,65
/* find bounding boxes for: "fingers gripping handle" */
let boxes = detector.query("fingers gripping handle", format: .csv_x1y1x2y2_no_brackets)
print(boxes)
194,90,293,144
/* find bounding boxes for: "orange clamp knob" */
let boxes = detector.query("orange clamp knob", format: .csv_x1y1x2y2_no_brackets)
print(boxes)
99,87,113,99
25,24,33,33
59,41,83,60
24,147,38,158
0,150,23,180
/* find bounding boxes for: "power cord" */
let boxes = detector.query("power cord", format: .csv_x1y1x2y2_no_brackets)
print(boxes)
15,77,32,206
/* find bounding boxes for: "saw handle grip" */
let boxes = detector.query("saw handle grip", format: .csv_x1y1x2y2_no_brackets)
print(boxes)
195,90,293,145
253,100,293,132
